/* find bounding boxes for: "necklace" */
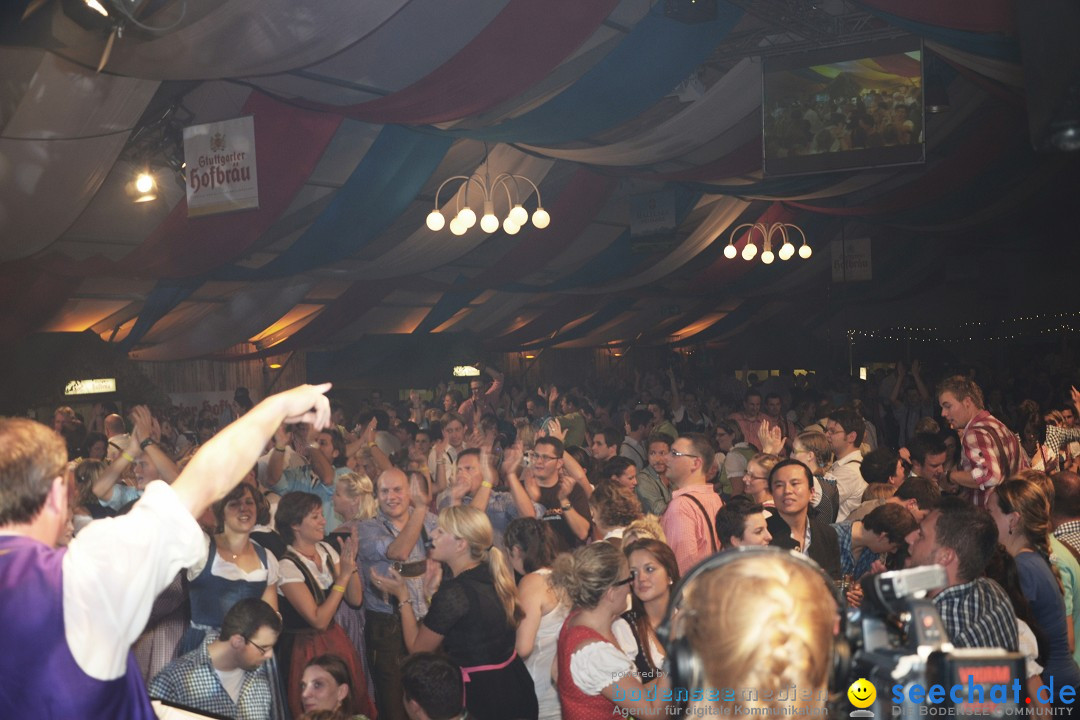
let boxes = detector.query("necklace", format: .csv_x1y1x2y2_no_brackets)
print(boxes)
218,536,248,562
295,546,320,563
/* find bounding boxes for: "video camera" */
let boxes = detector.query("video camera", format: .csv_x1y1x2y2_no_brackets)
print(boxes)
838,565,1026,719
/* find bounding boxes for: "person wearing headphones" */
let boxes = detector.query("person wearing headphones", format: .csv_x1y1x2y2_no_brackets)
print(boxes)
660,548,840,715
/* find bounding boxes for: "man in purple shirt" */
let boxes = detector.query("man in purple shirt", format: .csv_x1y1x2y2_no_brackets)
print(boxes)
0,384,333,719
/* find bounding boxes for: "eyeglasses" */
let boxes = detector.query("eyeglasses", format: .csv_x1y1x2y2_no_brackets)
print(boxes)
246,638,274,655
613,571,637,587
669,449,699,459
532,454,559,463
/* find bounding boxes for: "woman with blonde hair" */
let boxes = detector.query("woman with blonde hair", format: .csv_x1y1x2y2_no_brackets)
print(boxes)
552,542,671,717
791,430,839,523
373,505,538,720
675,549,837,715
989,480,1080,691
743,453,781,508
326,470,378,707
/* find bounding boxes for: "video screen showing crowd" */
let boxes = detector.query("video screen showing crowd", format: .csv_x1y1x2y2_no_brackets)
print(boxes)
4,359,1080,719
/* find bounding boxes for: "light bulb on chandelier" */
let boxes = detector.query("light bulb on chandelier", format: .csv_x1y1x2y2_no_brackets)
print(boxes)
727,222,811,265
424,153,550,236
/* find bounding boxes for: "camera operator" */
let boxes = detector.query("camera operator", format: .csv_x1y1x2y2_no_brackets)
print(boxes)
904,496,1019,651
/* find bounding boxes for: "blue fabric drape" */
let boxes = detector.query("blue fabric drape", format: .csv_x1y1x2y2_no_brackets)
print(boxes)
217,125,453,281
427,3,744,145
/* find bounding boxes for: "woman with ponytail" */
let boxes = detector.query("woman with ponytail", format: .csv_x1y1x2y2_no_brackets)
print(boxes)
372,505,538,720
990,479,1080,692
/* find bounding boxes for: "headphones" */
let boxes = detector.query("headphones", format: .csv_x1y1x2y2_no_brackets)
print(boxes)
656,546,851,702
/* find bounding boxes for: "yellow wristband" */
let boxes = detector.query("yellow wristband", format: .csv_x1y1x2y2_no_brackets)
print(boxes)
332,584,346,594
121,451,136,464
481,480,493,489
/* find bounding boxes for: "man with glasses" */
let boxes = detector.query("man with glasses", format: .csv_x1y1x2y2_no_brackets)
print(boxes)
823,408,867,522
532,436,592,552
661,433,724,575
149,598,282,720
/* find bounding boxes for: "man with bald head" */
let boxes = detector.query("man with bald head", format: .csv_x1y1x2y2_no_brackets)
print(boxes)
357,468,438,720
104,412,129,463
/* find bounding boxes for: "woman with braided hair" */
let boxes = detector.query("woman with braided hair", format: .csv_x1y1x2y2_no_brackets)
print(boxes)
676,550,837,716
989,479,1080,692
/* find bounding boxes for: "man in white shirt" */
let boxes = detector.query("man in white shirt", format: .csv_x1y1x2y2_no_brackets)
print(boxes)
0,383,333,718
824,407,866,522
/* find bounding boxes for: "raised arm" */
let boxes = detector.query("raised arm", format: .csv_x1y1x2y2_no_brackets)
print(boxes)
170,384,332,518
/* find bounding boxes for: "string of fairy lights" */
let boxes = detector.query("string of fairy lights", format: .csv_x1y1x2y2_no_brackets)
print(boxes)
848,311,1080,344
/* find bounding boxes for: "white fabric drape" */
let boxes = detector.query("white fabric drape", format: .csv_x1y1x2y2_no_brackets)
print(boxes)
128,278,314,360
576,196,750,294
521,58,762,167
0,51,158,261
52,0,416,80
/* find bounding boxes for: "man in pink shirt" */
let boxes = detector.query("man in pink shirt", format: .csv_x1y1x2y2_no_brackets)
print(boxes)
660,433,724,575
729,389,767,452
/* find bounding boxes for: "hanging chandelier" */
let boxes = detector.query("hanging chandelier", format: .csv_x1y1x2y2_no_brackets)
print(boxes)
425,160,549,236
723,222,811,264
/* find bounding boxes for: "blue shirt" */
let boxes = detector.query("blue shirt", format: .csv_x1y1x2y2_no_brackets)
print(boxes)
357,509,438,616
830,522,879,580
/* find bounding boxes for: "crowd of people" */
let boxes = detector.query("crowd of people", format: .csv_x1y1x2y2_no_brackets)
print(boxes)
5,356,1080,719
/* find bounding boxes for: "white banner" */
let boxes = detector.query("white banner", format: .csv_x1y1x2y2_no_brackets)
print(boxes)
630,189,677,237
831,237,872,282
184,115,259,217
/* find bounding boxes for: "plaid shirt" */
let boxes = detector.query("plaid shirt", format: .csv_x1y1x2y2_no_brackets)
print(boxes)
960,410,1024,491
1054,521,1080,558
148,634,273,720
933,578,1018,652
831,522,878,579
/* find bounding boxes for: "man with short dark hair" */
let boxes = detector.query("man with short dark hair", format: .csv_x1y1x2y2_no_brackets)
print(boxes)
937,375,1024,506
457,363,504,434
861,447,905,487
831,503,916,580
716,495,772,549
636,432,673,515
590,427,620,462
661,433,724,575
729,389,767,452
149,599,281,720
824,408,867,521
402,652,472,720
767,459,842,580
620,409,653,470
904,497,1018,650
843,475,940,524
533,436,591,552
907,432,948,485
443,447,540,544
0,384,332,718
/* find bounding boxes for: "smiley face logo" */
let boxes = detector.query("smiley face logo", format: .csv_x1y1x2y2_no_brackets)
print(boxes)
848,678,876,709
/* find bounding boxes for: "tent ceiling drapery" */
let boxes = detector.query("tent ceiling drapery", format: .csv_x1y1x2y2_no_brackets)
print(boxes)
1,0,1079,362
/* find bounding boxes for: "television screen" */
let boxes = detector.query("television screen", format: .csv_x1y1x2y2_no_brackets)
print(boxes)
762,38,925,176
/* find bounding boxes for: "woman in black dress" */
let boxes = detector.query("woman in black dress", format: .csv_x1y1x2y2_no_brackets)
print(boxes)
373,505,538,720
